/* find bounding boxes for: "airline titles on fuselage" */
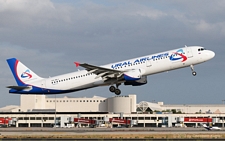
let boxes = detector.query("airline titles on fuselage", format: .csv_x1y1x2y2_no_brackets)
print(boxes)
111,52,169,69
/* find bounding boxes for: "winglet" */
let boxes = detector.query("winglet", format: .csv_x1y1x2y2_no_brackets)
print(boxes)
74,62,80,67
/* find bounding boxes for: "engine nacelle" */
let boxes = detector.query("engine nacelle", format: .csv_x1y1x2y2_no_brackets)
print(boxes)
123,69,141,81
124,75,147,86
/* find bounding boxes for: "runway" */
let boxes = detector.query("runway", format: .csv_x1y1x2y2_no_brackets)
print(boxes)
0,127,225,135
0,127,225,133
0,127,225,141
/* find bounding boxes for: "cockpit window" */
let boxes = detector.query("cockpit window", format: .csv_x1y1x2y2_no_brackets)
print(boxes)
198,48,205,51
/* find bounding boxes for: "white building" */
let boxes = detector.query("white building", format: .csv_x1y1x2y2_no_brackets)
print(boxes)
1,94,225,114
0,94,225,128
19,94,136,113
137,101,225,114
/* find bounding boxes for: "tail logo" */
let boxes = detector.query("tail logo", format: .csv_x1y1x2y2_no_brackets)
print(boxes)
170,49,187,62
21,69,32,79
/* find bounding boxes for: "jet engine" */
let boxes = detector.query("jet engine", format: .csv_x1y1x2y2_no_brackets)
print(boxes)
124,75,147,86
123,69,142,81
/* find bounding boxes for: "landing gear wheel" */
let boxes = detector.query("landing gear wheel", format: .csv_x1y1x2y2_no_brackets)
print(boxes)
114,89,121,95
109,86,116,92
192,71,197,76
190,65,197,76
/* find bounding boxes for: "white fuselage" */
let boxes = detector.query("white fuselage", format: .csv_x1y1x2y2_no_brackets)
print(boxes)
8,46,215,94
37,46,214,93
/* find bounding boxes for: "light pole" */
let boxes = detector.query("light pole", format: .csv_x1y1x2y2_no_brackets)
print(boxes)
54,94,56,128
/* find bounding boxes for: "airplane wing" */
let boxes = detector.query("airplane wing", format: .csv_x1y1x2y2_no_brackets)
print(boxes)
74,62,123,80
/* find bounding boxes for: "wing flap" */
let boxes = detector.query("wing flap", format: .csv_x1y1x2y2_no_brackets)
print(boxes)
75,63,123,79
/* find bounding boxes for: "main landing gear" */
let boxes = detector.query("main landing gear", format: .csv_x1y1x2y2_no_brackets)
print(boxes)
190,65,197,76
109,84,121,95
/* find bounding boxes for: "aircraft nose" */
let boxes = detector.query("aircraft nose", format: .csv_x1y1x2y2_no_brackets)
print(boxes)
206,50,215,60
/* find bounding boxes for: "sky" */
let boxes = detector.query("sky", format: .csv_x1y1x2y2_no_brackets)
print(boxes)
0,0,224,107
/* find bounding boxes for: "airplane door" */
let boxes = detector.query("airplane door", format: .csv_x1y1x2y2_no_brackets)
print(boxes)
146,59,152,67
186,47,193,58
41,80,46,91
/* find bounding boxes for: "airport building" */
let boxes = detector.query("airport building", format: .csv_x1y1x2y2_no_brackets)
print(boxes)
0,94,225,128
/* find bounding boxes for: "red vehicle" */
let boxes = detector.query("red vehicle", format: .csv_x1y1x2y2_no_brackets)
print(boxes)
184,117,212,122
0,117,12,127
109,118,135,128
74,118,98,128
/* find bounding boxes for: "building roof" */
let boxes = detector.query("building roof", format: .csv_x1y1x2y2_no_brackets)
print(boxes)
0,105,19,112
137,101,162,112
161,104,225,107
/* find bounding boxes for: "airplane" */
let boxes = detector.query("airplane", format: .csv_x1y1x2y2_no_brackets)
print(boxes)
202,124,221,131
6,46,215,95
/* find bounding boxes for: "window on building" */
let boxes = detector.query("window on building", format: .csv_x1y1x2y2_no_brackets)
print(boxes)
30,117,35,120
158,117,163,120
36,117,42,120
24,117,29,120
49,117,54,120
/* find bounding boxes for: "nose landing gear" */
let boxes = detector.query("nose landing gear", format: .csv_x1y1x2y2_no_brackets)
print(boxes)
190,65,197,76
109,84,121,95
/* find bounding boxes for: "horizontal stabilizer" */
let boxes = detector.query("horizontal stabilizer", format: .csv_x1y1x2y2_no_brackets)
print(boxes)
6,86,30,90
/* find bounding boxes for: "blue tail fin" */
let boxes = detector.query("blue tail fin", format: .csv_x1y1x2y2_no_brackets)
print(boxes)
7,58,42,86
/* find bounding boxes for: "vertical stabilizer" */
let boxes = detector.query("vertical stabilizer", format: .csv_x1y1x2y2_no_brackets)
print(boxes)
7,58,43,86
